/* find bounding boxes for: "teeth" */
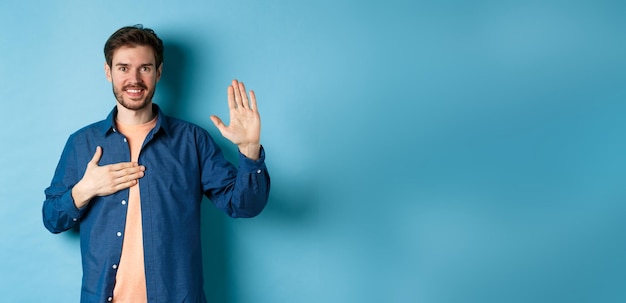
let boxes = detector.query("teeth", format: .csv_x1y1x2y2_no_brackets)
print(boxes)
127,89,142,93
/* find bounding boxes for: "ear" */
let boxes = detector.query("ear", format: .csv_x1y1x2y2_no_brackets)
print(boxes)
104,62,112,82
156,63,163,82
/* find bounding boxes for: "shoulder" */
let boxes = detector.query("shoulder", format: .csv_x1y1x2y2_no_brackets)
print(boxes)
160,115,222,153
66,119,109,142
162,115,212,138
53,119,109,159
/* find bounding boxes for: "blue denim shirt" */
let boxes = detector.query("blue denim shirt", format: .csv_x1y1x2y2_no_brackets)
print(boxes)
42,104,270,303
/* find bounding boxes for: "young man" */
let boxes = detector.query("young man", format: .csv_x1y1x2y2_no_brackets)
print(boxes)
42,25,270,303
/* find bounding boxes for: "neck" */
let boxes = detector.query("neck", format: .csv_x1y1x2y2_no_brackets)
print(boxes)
116,103,155,125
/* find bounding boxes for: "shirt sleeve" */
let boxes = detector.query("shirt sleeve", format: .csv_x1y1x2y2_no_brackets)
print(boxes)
232,147,271,217
199,130,270,218
42,135,82,233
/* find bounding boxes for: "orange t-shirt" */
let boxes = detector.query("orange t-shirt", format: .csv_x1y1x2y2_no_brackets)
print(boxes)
112,116,157,303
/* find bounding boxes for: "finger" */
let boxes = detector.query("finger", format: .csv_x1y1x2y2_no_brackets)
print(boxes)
227,85,236,110
108,162,140,172
210,115,227,134
231,79,243,109
238,81,249,109
107,166,143,182
210,115,225,127
117,165,145,177
89,146,103,166
249,90,257,112
113,179,139,191
121,170,145,182
112,169,144,188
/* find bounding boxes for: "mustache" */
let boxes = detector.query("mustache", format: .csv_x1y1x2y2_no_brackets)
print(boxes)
123,83,148,90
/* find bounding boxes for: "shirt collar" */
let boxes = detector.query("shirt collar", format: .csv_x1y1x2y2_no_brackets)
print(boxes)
100,103,171,136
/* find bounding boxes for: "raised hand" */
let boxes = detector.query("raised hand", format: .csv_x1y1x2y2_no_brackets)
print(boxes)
71,146,146,208
210,79,261,160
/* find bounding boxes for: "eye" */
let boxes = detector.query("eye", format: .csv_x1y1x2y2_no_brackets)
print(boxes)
119,66,127,72
141,66,151,72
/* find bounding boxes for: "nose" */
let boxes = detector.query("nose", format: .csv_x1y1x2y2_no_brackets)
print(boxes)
129,69,142,82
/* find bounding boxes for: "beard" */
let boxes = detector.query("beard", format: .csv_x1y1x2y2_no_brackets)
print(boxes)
112,82,156,111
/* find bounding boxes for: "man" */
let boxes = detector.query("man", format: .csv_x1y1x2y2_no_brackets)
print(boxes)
42,25,270,303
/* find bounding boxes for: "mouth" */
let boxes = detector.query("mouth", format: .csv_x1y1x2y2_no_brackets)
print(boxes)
124,86,147,99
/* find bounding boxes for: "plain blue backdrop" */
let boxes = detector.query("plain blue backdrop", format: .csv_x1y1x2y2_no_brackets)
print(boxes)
1,0,625,302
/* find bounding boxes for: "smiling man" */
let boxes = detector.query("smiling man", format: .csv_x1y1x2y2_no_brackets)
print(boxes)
107,45,157,110
42,25,270,303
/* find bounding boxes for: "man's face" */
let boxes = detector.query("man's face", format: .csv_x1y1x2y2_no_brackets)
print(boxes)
105,45,162,111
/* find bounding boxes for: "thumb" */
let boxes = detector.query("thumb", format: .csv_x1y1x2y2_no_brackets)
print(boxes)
89,146,102,166
210,115,226,132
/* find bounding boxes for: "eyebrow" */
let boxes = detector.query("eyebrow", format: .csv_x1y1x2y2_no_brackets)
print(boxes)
114,63,155,67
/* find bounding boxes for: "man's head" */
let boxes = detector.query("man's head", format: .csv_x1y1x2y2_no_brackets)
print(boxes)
104,25,164,111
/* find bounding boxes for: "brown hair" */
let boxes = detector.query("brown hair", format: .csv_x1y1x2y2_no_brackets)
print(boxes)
104,24,164,68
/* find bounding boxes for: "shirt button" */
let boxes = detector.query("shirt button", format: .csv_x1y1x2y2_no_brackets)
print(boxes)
123,138,127,142
108,297,113,302
117,232,122,237
72,218,78,222
256,169,262,174
112,264,118,269
121,200,127,205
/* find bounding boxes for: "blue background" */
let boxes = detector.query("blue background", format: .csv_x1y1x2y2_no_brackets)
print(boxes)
1,0,625,302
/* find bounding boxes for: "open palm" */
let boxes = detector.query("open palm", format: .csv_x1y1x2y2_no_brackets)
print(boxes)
210,79,261,159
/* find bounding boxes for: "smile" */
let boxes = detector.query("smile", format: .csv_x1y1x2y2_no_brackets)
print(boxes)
125,87,145,98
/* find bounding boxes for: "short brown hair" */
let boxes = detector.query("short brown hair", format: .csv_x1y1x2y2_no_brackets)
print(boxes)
104,24,164,68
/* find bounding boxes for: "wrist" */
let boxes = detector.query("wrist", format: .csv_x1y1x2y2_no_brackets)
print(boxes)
238,143,261,160
71,181,93,209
